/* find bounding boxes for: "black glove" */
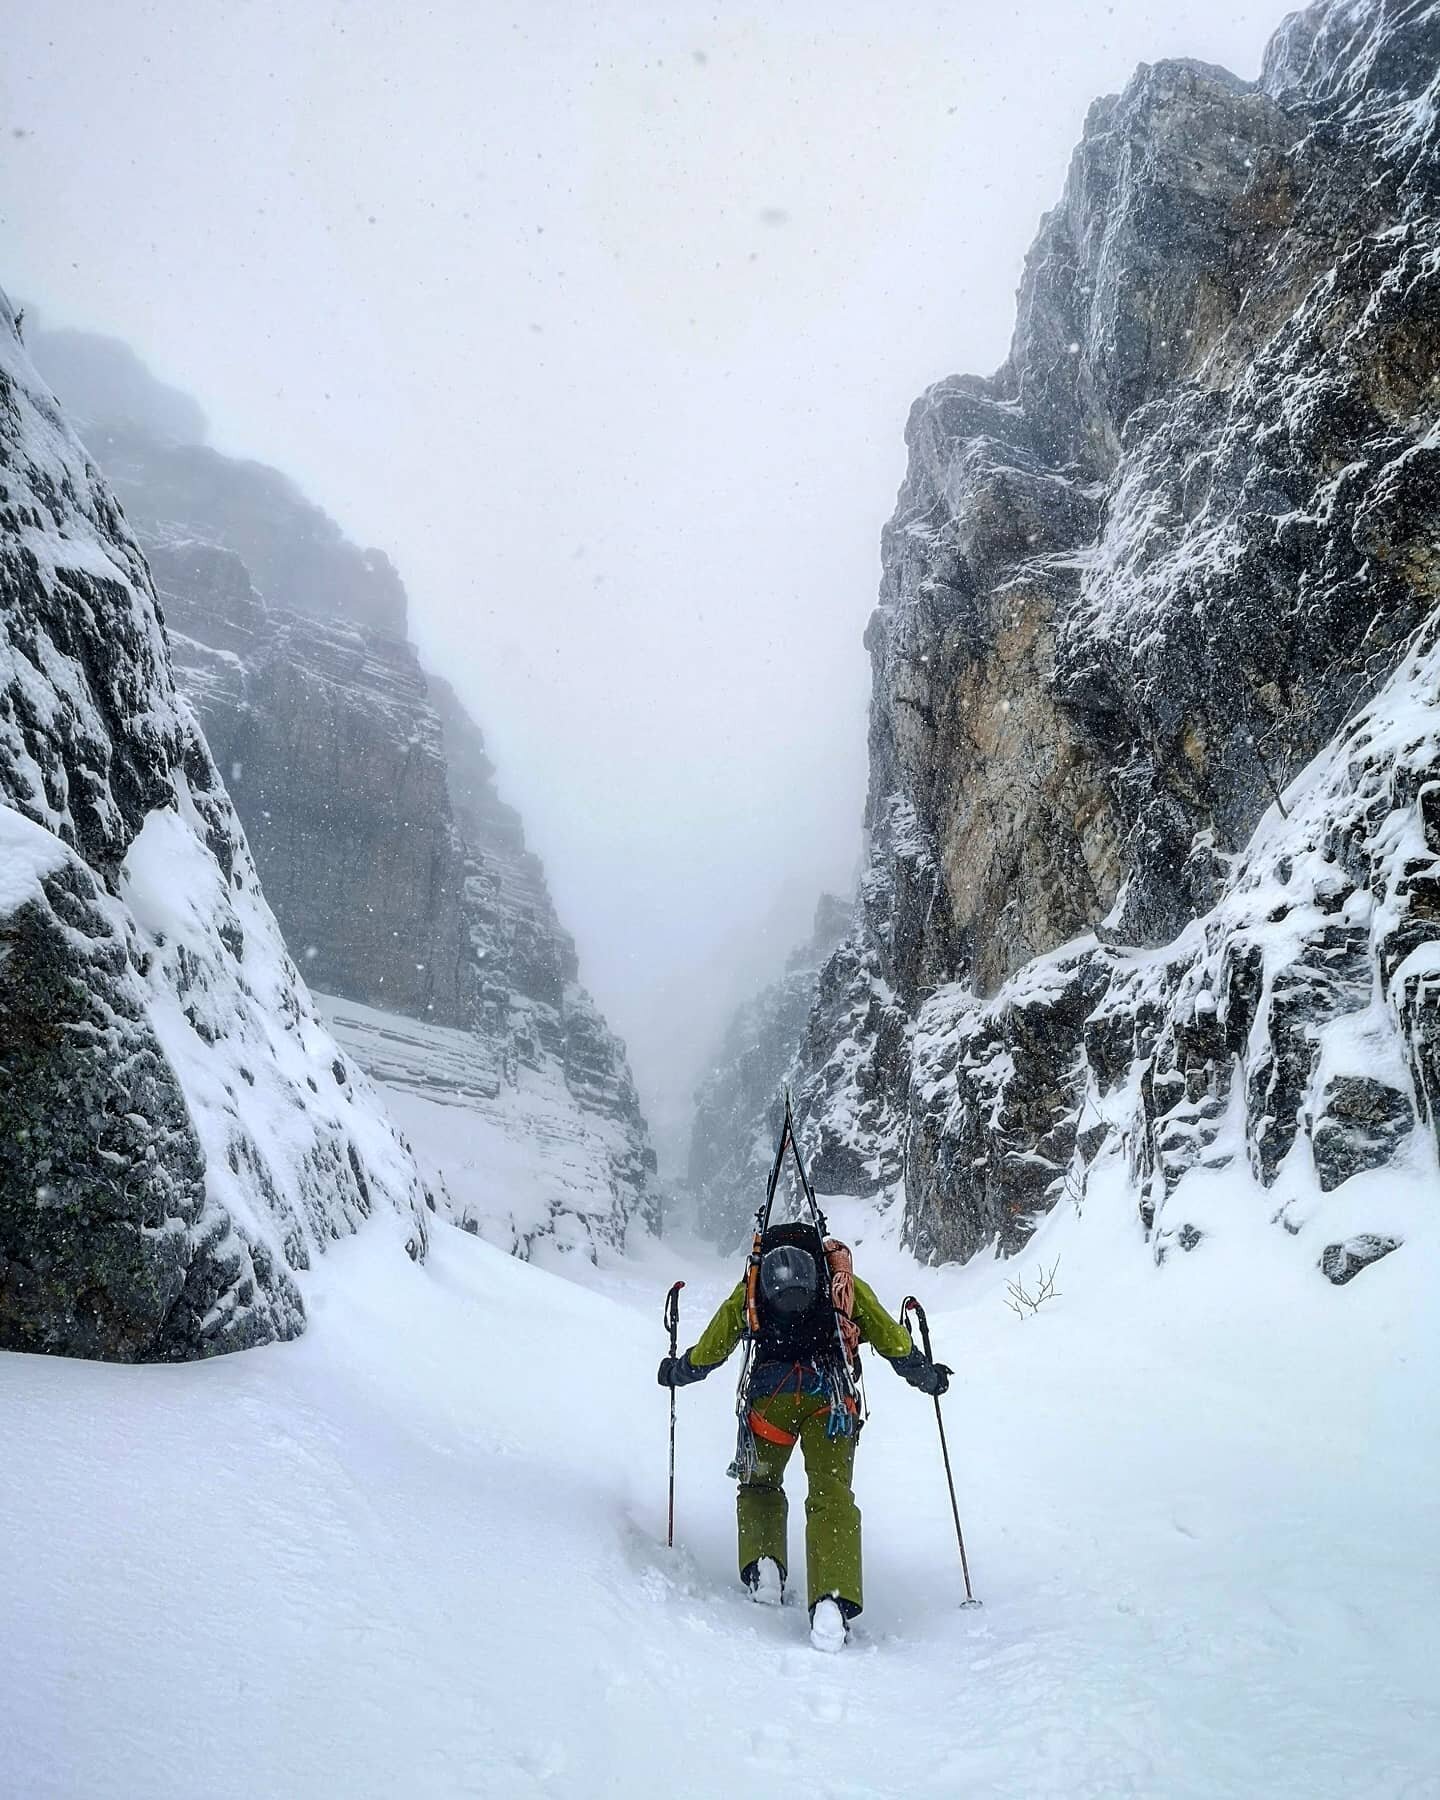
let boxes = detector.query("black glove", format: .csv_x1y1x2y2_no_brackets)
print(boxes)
657,1350,709,1389
890,1346,952,1397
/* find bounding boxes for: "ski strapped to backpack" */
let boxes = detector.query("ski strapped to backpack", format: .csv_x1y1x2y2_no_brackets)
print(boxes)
727,1090,865,1481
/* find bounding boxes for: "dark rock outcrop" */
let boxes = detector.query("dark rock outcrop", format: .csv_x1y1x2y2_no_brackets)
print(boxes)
1,291,431,1361
771,0,1440,1276
1320,1233,1401,1285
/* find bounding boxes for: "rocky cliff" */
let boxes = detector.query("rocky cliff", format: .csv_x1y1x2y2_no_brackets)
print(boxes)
0,291,431,1361
777,0,1440,1279
31,326,659,1260
64,407,407,635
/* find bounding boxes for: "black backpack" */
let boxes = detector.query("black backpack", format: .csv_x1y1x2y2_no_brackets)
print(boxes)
748,1220,836,1363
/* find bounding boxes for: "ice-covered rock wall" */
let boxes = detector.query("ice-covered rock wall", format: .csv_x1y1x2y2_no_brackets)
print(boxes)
0,292,431,1360
773,0,1440,1277
31,329,659,1260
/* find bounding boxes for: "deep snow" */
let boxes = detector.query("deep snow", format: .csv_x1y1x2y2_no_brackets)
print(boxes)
2,1169,1436,1799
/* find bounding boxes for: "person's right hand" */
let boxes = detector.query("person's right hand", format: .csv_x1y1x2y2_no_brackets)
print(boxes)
891,1346,952,1396
657,1352,707,1388
915,1359,952,1398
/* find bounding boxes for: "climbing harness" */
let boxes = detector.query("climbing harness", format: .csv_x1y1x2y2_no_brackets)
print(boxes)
745,1359,860,1450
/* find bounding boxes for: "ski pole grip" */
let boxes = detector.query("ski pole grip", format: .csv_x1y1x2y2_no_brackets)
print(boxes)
901,1295,934,1362
664,1280,685,1353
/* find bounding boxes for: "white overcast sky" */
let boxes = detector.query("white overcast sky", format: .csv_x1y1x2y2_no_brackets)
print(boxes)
3,0,1286,1166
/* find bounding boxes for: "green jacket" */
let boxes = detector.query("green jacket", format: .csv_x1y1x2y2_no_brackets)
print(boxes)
689,1274,914,1370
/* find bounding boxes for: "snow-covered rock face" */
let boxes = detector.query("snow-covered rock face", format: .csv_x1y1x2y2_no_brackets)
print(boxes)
790,0,1440,1272
909,616,1440,1272
0,292,431,1360
29,329,659,1260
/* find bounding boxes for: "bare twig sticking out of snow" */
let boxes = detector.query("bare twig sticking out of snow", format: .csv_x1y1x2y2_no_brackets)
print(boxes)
1005,1258,1061,1320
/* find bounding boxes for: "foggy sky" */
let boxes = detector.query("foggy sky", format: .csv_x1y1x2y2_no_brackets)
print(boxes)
3,0,1285,1169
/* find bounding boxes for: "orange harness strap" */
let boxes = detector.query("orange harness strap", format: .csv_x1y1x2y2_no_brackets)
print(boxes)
747,1409,799,1447
748,1390,859,1451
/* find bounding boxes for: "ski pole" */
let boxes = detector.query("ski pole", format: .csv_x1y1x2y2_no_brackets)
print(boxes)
663,1280,685,1549
902,1295,980,1607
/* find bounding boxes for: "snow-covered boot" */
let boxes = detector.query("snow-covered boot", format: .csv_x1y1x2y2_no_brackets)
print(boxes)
809,1596,848,1653
743,1558,785,1607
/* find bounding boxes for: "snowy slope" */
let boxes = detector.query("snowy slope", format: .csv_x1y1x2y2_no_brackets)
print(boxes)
316,992,655,1266
3,1175,1435,1799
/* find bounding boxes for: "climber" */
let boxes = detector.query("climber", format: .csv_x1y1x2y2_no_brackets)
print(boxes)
658,1195,949,1652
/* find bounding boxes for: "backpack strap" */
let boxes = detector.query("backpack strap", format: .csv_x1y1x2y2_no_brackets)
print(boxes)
743,1226,763,1336
825,1239,862,1363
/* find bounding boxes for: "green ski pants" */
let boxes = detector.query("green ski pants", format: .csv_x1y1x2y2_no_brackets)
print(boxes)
737,1391,861,1614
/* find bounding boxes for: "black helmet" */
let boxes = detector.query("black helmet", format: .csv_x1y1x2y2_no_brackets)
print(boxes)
759,1242,820,1317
